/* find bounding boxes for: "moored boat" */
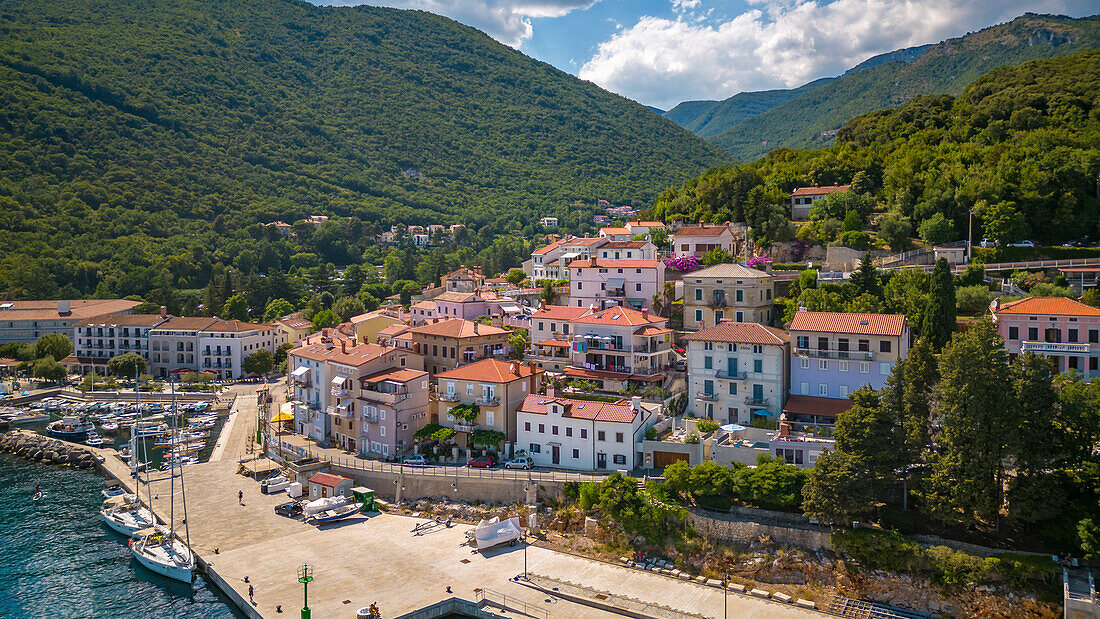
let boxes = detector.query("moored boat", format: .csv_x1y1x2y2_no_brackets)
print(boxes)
130,528,195,583
46,416,95,440
101,495,155,536
310,503,360,524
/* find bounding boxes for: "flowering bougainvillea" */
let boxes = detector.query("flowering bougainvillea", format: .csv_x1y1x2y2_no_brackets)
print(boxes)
745,255,772,269
664,254,701,272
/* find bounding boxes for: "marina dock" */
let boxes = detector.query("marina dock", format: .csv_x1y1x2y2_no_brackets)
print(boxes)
92,386,816,618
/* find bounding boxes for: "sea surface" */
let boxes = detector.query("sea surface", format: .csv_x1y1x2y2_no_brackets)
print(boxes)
0,453,239,618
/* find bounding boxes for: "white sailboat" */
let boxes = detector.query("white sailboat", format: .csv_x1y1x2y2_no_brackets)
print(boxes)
101,369,155,536
131,380,195,583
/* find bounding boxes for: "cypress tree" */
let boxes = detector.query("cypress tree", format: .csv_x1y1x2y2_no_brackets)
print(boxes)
921,258,955,350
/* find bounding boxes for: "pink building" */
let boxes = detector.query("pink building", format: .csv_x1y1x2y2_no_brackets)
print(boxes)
598,227,632,241
568,258,664,311
432,291,491,321
990,297,1100,378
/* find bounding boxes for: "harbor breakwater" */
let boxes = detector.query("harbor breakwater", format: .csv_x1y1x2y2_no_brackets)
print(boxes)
0,430,99,468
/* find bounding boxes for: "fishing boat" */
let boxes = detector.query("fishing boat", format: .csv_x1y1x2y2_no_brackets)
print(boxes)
160,455,198,470
131,381,195,584
310,503,360,524
46,415,95,440
85,432,110,447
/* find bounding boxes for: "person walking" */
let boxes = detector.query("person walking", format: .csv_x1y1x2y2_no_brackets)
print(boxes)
248,584,254,603
238,489,244,505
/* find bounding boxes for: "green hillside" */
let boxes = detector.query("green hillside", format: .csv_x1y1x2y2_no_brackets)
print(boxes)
711,14,1100,161
0,0,727,299
664,78,833,138
651,50,1100,247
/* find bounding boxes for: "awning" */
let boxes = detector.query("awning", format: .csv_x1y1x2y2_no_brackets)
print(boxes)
331,374,348,386
291,366,310,377
607,278,625,288
751,409,770,416
626,299,644,308
271,411,294,423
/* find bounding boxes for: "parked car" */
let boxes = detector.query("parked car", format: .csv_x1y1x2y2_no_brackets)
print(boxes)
979,238,997,248
274,501,303,519
673,360,686,372
504,456,533,470
402,454,430,467
466,456,497,468
1009,240,1036,248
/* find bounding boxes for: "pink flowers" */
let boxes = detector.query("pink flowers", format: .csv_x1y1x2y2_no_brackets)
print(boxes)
664,254,701,272
745,255,772,269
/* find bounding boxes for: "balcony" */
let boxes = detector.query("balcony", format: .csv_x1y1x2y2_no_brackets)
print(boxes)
364,413,379,424
360,388,407,405
454,422,478,434
795,347,874,361
696,392,718,401
327,405,354,419
715,369,747,380
1020,341,1091,354
438,392,460,402
475,395,500,406
331,387,351,398
606,288,626,298
745,396,769,407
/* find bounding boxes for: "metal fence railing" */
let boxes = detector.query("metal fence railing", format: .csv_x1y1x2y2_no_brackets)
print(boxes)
474,587,549,619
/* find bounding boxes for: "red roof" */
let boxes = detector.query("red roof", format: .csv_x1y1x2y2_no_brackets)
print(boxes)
308,472,350,487
600,227,631,235
531,239,565,256
436,358,543,383
991,296,1100,317
791,185,851,197
788,311,906,336
573,306,663,327
531,305,591,321
518,394,636,423
534,339,571,347
633,325,673,336
783,395,852,418
410,319,509,339
683,322,790,345
568,259,661,269
673,226,731,237
360,367,427,384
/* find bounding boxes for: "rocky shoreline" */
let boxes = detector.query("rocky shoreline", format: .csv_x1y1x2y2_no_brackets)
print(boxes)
0,430,100,469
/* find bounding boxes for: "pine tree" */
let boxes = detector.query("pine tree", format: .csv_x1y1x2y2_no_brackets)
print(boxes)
1005,352,1062,523
920,258,956,350
802,449,876,525
924,320,1011,528
848,253,881,298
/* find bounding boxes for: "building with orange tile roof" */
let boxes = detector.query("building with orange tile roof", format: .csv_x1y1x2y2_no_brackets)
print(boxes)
598,227,632,241
515,389,655,471
683,322,791,422
408,319,512,375
567,258,665,311
595,240,657,261
354,367,430,458
625,221,666,237
670,224,739,258
791,184,851,220
683,263,775,330
789,309,910,400
0,298,141,345
435,359,543,451
69,310,170,375
990,296,1100,378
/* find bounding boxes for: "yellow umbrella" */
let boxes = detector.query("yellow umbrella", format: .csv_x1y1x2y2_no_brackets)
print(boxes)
271,411,294,423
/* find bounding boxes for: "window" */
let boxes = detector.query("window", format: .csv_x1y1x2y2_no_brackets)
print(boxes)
572,449,579,459
800,382,809,395
857,339,869,352
838,385,849,398
714,311,723,323
597,430,605,441
839,361,849,372
566,427,573,437
538,424,544,433
1069,329,1079,343
880,362,891,375
859,362,870,374
800,358,809,369
736,289,743,303
1008,326,1019,340
529,443,541,453
576,282,582,289
753,359,763,373
552,425,559,435
796,336,809,349
524,421,530,431
695,288,702,301
615,432,624,443
1028,327,1038,340
753,345,763,354
550,322,556,332
636,283,642,292
735,311,744,322
728,382,737,395
581,428,588,439
1090,330,1099,344
879,340,891,353
818,384,828,396
613,454,626,465
704,380,714,395
818,360,827,371
704,356,713,370
695,310,703,322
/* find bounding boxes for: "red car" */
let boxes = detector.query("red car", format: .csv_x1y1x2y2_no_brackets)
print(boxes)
466,456,497,468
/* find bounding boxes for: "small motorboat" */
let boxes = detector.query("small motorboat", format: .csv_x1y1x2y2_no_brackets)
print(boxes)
133,423,169,438
160,455,198,470
102,482,131,500
85,432,110,447
310,503,360,524
33,490,47,501
100,421,120,434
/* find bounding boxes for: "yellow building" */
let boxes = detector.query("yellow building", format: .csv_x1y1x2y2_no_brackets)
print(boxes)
349,310,403,345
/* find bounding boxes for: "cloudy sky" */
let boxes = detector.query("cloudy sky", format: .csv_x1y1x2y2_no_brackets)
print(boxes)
311,0,1098,110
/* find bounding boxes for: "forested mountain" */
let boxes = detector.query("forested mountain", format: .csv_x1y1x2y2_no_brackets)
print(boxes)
0,0,727,299
710,14,1100,161
650,50,1100,248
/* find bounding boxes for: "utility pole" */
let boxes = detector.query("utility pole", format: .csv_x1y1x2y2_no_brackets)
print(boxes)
298,564,314,619
967,209,974,263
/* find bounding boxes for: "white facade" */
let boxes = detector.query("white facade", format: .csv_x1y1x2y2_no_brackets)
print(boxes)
515,394,654,471
684,323,790,424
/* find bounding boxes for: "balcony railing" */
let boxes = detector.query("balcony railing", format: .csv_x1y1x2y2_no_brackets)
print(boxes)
696,392,718,401
715,369,747,380
745,396,769,406
795,347,874,361
360,388,407,405
475,395,500,406
438,392,459,402
1020,341,1091,354
454,422,478,434
606,289,626,297
364,413,379,424
331,387,351,398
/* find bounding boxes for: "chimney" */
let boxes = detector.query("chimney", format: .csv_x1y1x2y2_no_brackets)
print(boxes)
546,386,555,398
473,321,479,335
779,420,790,437
341,340,347,354
160,305,168,318
631,396,642,412
57,300,70,315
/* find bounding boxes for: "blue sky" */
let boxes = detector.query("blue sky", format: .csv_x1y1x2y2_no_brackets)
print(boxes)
312,1,1099,110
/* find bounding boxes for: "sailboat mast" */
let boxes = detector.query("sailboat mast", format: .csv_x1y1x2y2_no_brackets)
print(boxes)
132,366,140,502
168,378,177,536
179,385,191,553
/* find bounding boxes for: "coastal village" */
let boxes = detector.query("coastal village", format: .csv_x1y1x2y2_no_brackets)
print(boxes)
1,191,1099,618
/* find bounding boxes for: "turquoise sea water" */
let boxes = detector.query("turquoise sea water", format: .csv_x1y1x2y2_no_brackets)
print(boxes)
0,453,239,618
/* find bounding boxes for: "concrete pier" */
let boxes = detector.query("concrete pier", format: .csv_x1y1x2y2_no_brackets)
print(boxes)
92,385,818,618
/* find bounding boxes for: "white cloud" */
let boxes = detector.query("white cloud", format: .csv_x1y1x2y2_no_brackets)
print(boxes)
579,0,1098,108
671,0,701,11
313,0,597,48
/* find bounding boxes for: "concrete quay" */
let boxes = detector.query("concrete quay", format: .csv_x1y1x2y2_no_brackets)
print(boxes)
92,385,818,618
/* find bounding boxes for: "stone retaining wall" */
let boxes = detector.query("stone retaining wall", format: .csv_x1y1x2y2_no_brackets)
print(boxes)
328,464,565,505
0,430,99,468
687,510,832,550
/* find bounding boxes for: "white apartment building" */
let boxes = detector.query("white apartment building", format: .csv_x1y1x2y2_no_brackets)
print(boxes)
70,312,168,375
515,392,655,471
0,299,140,344
568,258,664,311
683,322,790,424
144,317,275,380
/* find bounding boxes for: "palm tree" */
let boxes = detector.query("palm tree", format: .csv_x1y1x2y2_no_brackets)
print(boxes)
662,282,676,317
651,295,662,317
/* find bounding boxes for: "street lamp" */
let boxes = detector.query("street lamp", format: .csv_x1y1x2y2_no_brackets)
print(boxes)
298,564,314,619
723,572,728,619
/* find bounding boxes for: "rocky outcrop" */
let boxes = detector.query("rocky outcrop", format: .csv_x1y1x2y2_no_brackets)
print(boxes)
0,431,98,468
